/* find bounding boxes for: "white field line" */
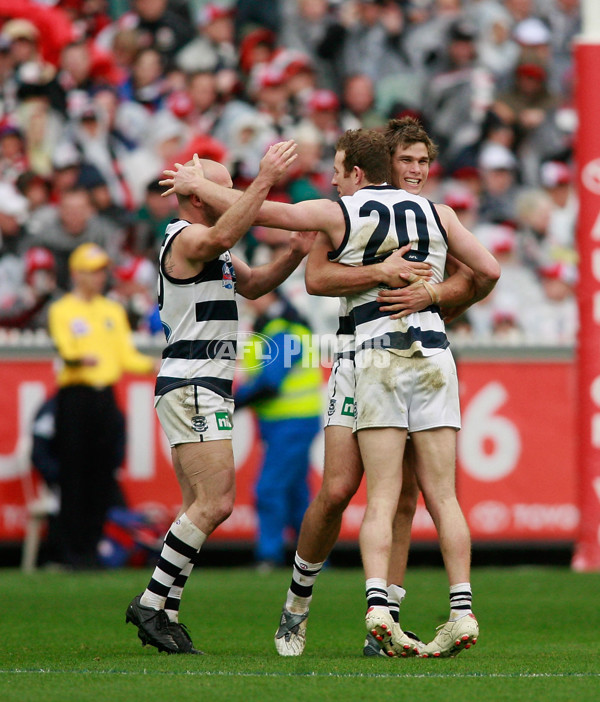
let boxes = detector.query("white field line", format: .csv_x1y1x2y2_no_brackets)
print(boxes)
1,669,599,679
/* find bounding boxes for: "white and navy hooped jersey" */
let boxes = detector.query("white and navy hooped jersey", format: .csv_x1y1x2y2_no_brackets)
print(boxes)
155,219,238,399
328,185,449,357
334,297,355,362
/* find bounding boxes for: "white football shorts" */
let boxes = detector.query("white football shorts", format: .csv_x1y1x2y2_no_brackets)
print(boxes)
155,384,234,445
354,347,461,432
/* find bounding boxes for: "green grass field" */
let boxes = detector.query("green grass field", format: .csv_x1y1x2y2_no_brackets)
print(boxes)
1,566,598,702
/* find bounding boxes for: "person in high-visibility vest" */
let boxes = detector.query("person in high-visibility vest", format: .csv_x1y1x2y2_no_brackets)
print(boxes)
236,289,322,569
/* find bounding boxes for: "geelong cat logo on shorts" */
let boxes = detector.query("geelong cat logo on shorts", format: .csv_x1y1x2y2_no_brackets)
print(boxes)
327,399,336,416
191,415,208,433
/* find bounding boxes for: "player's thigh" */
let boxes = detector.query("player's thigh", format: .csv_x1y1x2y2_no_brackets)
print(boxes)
410,427,458,501
357,426,407,505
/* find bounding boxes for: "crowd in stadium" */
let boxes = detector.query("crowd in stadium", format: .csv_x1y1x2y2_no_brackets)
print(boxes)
0,0,579,345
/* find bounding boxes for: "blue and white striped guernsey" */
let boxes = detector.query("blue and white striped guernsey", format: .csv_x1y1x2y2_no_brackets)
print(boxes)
328,185,449,358
155,219,238,399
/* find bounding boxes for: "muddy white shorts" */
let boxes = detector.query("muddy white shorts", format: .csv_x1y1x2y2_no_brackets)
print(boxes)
354,347,460,432
155,384,234,445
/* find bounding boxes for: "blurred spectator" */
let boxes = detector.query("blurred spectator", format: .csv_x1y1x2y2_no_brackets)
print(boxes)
181,70,222,135
57,40,109,110
512,17,557,90
286,122,333,202
235,0,281,37
0,123,28,183
272,49,318,119
475,7,519,86
118,47,168,112
175,3,237,75
16,170,52,214
533,261,577,344
0,180,32,311
250,64,296,139
111,251,158,332
340,73,385,130
26,185,124,290
297,88,342,171
133,178,177,256
493,58,562,183
477,143,520,224
96,0,195,65
422,18,494,168
0,246,60,330
443,182,478,231
468,222,543,340
539,160,577,261
317,0,411,93
280,0,339,91
514,187,555,272
541,0,580,94
238,26,278,78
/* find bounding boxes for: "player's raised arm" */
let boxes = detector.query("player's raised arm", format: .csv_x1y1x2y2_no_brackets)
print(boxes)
161,146,339,236
173,142,298,263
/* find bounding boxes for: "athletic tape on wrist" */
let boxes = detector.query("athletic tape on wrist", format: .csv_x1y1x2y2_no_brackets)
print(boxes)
420,279,440,305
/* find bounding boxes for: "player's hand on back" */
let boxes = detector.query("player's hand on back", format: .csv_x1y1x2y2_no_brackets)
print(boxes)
378,244,431,288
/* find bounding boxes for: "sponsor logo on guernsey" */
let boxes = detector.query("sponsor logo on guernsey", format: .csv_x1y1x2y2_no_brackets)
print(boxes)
215,411,232,430
341,397,355,417
327,399,337,416
191,415,208,433
222,261,234,289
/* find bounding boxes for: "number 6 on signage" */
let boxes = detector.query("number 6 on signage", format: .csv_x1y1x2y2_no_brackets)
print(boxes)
459,382,521,482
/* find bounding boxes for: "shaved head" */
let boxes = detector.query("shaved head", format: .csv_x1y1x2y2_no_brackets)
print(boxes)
176,158,233,223
196,159,233,189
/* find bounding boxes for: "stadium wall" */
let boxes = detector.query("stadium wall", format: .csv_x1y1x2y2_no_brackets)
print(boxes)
0,343,576,547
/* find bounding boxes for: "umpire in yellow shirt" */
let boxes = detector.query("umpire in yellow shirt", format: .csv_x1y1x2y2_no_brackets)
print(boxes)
48,243,156,569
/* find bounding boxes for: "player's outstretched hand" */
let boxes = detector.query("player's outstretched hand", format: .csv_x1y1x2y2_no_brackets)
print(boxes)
289,230,318,257
159,153,205,197
258,140,297,185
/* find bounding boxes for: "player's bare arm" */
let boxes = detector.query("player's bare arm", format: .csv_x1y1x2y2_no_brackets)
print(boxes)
305,236,431,297
161,147,341,237
234,231,317,300
170,143,298,269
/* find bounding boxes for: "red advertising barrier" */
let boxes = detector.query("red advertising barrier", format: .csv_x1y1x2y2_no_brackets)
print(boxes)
0,356,576,545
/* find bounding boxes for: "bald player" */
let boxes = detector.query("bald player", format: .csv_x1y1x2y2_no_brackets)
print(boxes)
125,143,316,654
